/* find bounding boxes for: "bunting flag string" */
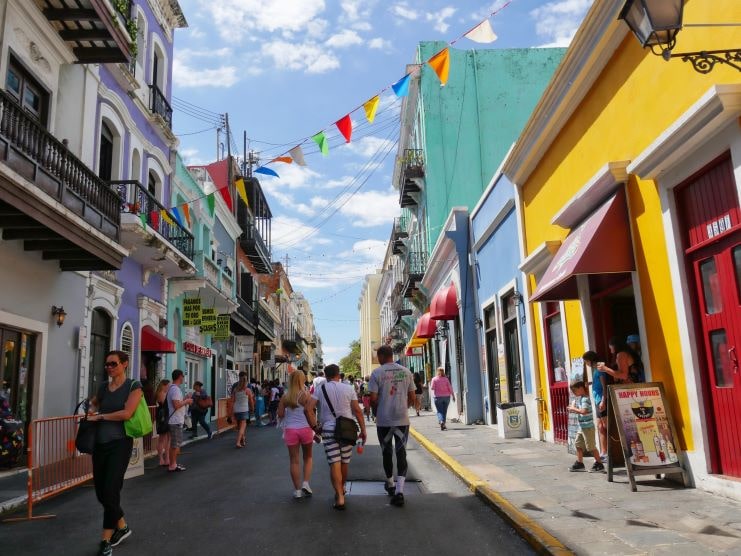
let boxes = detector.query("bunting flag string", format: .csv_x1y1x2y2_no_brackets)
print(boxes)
149,211,159,230
161,210,175,226
219,184,233,212
289,145,307,166
427,47,450,86
392,74,411,98
139,213,147,230
335,114,353,143
182,203,191,227
312,131,329,156
463,19,498,43
206,192,215,217
170,207,184,228
270,156,293,164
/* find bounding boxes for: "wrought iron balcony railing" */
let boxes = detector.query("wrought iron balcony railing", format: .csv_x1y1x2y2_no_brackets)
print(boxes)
149,85,173,129
399,149,424,208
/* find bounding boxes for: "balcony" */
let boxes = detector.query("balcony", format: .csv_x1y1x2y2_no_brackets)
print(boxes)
114,180,195,277
256,302,276,341
399,149,424,208
149,85,173,130
401,251,427,298
35,0,133,64
0,89,124,270
237,177,272,274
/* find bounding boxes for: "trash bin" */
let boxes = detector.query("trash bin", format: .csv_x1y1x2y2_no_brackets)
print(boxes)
496,402,528,439
255,396,265,427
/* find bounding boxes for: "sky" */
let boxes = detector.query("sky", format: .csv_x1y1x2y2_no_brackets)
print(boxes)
172,0,593,363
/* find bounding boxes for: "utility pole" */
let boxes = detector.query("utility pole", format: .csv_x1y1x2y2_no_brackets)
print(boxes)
225,113,234,216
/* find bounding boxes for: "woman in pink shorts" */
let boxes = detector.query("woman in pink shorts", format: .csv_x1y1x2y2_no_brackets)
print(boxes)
278,370,318,499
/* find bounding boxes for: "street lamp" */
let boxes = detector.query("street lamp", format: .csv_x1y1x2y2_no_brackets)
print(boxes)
618,0,741,73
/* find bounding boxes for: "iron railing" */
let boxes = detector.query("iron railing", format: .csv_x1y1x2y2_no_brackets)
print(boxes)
257,303,276,338
0,88,120,236
113,180,194,259
149,85,173,129
406,251,428,276
402,148,425,177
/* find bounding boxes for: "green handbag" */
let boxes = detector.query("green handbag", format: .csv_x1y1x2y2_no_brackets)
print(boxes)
124,381,153,438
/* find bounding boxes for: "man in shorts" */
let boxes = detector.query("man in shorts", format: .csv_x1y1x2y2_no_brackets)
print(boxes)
369,345,415,507
311,364,366,510
167,370,193,472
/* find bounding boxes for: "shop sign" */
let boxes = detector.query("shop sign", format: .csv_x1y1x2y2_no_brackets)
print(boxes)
235,335,254,362
706,214,731,240
214,314,230,340
200,308,217,333
183,341,212,358
261,345,273,361
182,298,202,327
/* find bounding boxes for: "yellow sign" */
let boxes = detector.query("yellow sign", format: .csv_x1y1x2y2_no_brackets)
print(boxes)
182,298,202,327
214,314,230,340
200,308,217,333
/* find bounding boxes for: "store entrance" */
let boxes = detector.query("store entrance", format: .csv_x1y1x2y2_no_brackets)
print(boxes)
589,274,640,362
1,326,36,467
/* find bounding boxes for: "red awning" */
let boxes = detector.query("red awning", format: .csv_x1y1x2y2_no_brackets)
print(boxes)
531,189,635,302
430,283,458,320
141,325,176,353
415,312,437,339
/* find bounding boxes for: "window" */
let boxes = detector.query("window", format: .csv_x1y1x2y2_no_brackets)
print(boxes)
544,302,566,383
120,324,134,361
5,57,48,125
148,170,158,197
99,123,114,181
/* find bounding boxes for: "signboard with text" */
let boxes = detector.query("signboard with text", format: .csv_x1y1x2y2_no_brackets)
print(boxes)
214,314,230,340
200,308,217,333
235,335,254,362
182,298,202,327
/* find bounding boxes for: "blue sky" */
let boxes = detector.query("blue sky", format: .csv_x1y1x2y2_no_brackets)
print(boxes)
172,0,592,362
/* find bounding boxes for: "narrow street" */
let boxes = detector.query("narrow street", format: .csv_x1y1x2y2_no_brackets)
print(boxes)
3,422,532,556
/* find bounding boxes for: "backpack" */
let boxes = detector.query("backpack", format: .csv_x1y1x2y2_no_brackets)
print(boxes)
156,386,175,434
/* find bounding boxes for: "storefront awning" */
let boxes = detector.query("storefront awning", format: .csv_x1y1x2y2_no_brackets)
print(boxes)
141,325,176,353
415,312,437,339
531,189,635,302
430,283,458,321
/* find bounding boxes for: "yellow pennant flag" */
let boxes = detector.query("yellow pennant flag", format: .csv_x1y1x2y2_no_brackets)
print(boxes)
160,210,175,226
364,95,380,123
181,203,191,227
427,47,450,86
235,178,250,208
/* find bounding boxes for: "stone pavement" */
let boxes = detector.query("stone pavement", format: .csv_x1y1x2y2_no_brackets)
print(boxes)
410,412,741,555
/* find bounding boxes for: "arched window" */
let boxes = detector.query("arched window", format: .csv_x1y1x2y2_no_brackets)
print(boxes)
98,122,114,181
131,149,141,183
120,323,134,361
152,42,166,92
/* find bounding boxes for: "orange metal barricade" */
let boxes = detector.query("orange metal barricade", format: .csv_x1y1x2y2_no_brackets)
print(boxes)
216,397,234,433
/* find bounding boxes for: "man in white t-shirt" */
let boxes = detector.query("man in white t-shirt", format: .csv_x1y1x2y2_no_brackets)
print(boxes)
311,364,366,510
310,371,326,394
167,369,193,472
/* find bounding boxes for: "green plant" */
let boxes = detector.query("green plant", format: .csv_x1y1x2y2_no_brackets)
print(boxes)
111,0,139,59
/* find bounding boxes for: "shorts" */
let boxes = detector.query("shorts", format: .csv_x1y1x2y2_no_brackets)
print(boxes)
597,407,608,419
234,411,250,422
321,430,353,465
575,427,596,452
415,393,423,402
169,424,183,448
284,427,314,446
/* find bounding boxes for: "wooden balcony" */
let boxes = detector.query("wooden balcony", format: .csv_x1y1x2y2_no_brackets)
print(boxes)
237,178,272,274
0,88,123,270
35,0,133,64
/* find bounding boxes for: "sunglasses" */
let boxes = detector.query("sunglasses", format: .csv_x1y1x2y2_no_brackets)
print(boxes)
104,361,120,368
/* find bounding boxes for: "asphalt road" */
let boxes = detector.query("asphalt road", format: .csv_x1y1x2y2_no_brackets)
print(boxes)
2,421,534,556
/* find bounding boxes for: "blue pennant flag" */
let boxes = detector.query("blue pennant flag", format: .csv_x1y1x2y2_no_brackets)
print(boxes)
170,207,184,228
392,74,411,97
255,166,279,178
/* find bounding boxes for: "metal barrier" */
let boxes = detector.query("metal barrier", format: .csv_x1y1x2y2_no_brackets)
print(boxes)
216,397,234,433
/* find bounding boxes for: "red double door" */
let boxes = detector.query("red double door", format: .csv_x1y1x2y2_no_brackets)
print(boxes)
679,154,741,477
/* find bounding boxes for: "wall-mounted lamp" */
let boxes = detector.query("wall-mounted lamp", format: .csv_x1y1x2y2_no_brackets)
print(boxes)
159,317,168,329
512,291,524,306
618,0,741,73
51,305,67,327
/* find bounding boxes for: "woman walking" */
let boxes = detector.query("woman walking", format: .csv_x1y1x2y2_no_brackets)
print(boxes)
277,370,318,499
598,336,641,384
231,372,254,448
429,367,455,430
413,372,423,417
155,379,171,466
87,351,142,556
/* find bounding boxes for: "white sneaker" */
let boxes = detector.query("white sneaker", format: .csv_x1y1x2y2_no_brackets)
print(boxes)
301,483,313,497
293,490,303,499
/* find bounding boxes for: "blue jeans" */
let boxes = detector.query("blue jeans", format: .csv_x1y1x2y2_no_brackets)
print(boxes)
434,396,451,424
191,409,212,438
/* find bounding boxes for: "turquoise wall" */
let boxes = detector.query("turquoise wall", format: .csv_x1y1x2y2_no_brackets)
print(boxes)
417,42,565,250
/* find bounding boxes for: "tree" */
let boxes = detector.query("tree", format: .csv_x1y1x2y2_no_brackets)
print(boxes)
339,339,361,378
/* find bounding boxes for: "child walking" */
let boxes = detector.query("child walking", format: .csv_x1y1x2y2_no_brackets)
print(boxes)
567,380,605,473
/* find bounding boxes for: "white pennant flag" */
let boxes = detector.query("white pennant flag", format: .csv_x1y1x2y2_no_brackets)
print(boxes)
288,145,307,167
464,19,498,43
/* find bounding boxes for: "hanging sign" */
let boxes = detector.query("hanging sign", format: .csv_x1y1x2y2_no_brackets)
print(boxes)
182,298,202,327
235,335,254,362
607,382,688,492
200,308,217,333
214,314,230,341
183,341,212,358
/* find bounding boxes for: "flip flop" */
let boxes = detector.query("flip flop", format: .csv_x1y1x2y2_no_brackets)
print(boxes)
168,466,185,473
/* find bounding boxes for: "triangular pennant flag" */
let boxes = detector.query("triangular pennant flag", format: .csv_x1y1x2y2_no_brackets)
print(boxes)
289,145,307,166
312,131,329,156
160,210,175,226
182,203,191,227
392,74,411,97
218,185,233,212
149,210,159,230
363,95,380,123
206,193,215,217
255,166,280,178
171,207,184,228
464,19,498,43
335,114,352,143
139,213,147,230
427,47,450,86
235,178,250,208
270,156,293,164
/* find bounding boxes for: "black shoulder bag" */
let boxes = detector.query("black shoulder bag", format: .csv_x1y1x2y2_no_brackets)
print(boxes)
74,399,97,454
321,384,359,446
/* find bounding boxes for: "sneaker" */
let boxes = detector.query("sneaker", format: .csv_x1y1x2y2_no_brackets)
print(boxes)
109,525,131,547
293,490,303,499
569,461,586,472
390,493,405,507
384,482,395,496
98,540,112,556
600,453,607,463
589,461,605,473
302,483,313,497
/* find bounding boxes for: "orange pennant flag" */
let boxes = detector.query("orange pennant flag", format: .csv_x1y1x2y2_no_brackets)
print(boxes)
270,156,293,164
427,47,450,86
181,203,191,227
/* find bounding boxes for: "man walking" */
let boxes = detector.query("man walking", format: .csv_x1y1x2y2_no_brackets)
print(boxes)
167,370,193,472
312,364,366,510
190,381,212,439
369,345,415,507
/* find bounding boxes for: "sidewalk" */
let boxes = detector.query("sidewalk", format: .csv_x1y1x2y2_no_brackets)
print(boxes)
410,412,741,555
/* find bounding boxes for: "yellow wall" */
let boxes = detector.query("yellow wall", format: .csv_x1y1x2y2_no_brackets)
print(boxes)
521,0,741,448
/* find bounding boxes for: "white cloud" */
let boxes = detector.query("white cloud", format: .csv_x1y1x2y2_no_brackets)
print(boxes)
345,135,396,158
173,59,239,88
261,40,340,73
267,164,323,190
199,0,327,39
271,215,322,248
322,345,349,359
426,6,456,34
340,239,388,262
530,0,593,47
178,147,206,165
390,2,419,20
368,37,392,50
325,30,363,48
339,189,399,227
340,0,377,28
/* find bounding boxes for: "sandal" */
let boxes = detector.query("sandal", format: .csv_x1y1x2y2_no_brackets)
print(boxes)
333,493,346,510
168,465,186,472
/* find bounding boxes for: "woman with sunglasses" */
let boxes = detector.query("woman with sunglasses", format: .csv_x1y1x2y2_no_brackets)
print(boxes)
87,350,142,556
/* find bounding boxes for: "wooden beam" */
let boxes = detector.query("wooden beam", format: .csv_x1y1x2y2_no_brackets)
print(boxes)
43,8,99,21
24,239,75,251
60,28,113,41
0,215,42,228
42,249,94,260
72,47,128,64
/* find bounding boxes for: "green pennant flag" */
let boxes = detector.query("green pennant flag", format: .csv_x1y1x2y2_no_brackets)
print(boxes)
139,213,147,229
312,131,329,156
206,193,215,217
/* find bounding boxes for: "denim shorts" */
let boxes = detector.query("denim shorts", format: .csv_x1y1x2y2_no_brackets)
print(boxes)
234,411,250,421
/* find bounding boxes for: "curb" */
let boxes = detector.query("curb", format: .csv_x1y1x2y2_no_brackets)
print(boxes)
410,427,574,556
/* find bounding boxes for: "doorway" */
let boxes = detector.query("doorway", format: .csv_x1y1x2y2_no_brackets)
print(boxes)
484,304,501,423
88,309,111,398
589,274,639,362
502,292,523,404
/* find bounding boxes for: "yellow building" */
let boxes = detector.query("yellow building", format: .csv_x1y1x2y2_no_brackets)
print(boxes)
503,0,741,496
358,272,383,378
